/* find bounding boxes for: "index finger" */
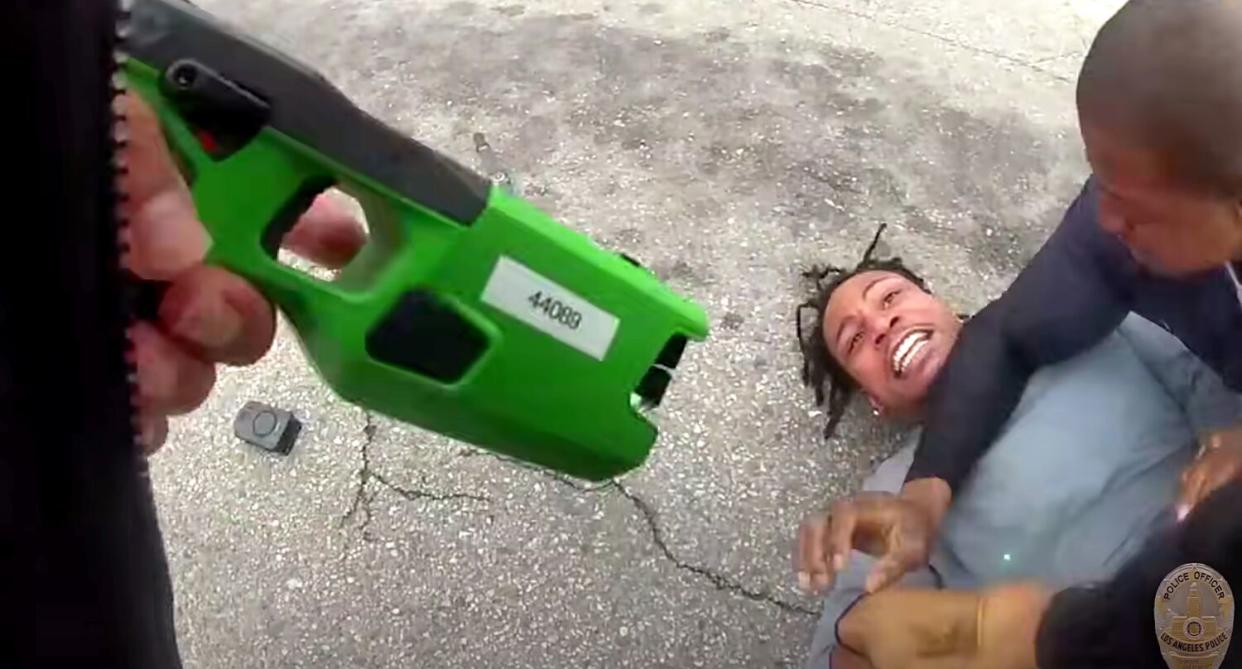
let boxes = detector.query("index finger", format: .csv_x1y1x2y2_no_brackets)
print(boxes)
825,500,859,589
797,511,831,594
118,93,208,280
281,194,368,269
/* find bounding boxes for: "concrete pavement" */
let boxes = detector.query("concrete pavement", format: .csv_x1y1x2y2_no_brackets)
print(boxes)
153,1,1122,666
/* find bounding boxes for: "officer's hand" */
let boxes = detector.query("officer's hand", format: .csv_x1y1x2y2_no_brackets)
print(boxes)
838,583,1050,669
1177,423,1242,521
120,93,366,452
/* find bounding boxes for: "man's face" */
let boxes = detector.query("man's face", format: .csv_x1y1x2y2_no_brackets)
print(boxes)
821,270,962,418
1082,120,1242,276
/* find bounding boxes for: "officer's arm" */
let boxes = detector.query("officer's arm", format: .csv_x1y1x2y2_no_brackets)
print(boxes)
904,180,1137,500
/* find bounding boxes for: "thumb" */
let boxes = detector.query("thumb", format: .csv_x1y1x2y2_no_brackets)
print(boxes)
865,554,911,594
1177,466,1208,522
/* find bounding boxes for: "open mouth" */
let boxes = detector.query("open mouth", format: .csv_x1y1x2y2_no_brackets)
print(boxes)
890,329,932,379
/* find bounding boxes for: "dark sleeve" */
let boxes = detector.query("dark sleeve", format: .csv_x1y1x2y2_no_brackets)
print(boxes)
1034,480,1242,669
1035,586,1165,669
8,2,182,666
906,179,1138,490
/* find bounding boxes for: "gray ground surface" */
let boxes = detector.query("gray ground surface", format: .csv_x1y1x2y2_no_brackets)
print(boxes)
154,0,1123,666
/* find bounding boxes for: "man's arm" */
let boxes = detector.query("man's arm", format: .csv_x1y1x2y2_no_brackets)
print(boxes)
906,179,1138,495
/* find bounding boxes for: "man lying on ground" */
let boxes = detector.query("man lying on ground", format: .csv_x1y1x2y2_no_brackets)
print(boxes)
792,229,1242,669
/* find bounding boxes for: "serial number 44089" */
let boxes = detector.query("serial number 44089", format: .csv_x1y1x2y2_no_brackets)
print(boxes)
527,291,583,330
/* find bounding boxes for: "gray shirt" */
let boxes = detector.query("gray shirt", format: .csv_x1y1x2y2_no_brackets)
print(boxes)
805,315,1242,669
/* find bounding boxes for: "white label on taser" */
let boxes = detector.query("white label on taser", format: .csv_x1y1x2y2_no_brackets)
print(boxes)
481,257,620,361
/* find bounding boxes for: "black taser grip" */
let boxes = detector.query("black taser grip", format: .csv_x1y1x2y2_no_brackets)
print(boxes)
127,0,492,226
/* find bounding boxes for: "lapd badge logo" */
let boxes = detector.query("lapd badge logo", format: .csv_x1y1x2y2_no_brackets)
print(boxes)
1155,563,1234,669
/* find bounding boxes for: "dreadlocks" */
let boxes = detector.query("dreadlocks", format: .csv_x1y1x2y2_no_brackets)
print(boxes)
795,224,929,439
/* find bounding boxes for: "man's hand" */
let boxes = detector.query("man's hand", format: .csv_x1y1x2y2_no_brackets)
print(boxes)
795,477,950,595
120,93,366,453
1177,424,1242,520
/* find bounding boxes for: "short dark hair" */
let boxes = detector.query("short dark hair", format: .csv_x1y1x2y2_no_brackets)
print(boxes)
1077,0,1242,196
795,224,928,439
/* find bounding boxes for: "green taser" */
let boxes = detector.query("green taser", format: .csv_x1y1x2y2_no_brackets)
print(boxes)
123,0,708,480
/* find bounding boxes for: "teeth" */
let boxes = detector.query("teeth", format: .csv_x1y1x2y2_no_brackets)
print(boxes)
892,336,915,372
891,331,930,376
902,339,928,374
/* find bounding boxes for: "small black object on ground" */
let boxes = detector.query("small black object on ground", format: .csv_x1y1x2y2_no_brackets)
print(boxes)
234,401,301,455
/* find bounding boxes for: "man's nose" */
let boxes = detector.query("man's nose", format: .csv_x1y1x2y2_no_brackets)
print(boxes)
866,313,900,346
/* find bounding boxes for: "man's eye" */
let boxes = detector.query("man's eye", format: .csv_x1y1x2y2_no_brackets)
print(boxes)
848,332,863,352
882,290,900,307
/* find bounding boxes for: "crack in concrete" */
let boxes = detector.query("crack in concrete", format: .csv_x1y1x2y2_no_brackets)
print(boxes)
372,471,489,504
341,414,490,535
339,411,378,532
608,481,817,617
460,448,815,617
346,442,812,615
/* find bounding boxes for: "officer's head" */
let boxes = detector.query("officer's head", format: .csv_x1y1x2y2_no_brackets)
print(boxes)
1078,0,1242,276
